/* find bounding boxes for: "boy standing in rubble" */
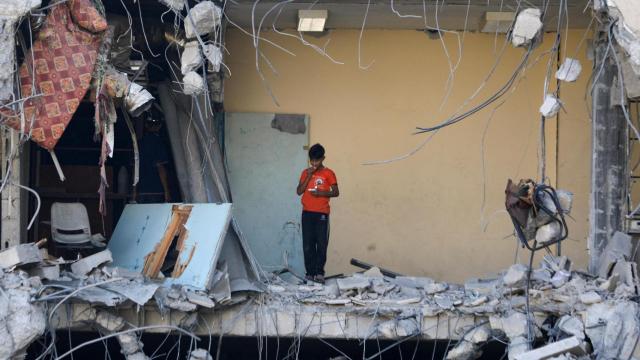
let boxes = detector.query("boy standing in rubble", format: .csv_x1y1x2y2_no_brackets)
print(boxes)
296,143,339,284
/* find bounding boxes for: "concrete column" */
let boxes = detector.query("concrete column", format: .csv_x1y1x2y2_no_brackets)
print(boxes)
589,30,629,273
1,129,22,249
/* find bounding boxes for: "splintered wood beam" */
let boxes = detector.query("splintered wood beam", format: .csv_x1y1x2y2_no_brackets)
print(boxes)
143,205,193,278
172,245,195,278
171,227,191,278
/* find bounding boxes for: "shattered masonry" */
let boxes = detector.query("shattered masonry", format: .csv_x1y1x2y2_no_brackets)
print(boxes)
2,233,640,359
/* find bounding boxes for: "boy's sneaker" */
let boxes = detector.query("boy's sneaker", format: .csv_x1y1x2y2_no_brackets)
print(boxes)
305,275,315,283
314,275,325,284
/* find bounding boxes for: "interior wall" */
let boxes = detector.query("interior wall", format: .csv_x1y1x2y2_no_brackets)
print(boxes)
224,29,592,282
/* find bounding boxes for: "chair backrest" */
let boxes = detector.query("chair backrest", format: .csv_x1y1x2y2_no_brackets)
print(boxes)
51,202,92,244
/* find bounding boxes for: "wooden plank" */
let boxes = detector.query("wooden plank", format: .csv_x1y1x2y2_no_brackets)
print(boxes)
142,205,192,277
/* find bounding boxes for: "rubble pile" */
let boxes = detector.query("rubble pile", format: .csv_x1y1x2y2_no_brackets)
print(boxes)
0,245,228,359
263,244,640,360
0,232,638,360
0,269,46,359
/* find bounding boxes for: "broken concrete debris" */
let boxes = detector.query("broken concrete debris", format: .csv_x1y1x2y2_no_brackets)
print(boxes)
536,221,562,244
70,249,113,276
29,264,60,281
597,230,632,278
578,290,602,304
511,8,543,47
555,58,582,82
607,0,640,67
514,336,590,360
203,44,223,72
0,269,46,359
556,315,585,340
539,95,562,117
0,236,637,360
446,323,491,360
620,55,640,99
181,41,203,75
503,264,529,287
260,246,640,360
183,71,206,95
337,275,370,292
189,348,213,360
184,1,222,39
0,243,42,269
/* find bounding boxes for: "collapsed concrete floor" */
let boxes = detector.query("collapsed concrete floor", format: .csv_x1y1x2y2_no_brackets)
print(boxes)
1,233,640,360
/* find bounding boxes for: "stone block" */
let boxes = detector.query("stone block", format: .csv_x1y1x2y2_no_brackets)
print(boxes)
71,250,112,276
0,244,42,269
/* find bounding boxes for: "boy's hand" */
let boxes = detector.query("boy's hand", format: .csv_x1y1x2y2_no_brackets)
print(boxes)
305,166,317,177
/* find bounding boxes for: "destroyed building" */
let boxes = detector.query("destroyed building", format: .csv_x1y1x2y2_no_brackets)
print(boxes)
0,0,640,359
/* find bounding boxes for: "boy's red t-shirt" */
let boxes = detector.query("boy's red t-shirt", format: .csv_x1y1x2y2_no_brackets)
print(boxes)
300,167,338,214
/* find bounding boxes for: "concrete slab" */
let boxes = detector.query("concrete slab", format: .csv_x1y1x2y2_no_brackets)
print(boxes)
0,244,42,269
337,276,370,292
71,250,113,276
514,336,589,360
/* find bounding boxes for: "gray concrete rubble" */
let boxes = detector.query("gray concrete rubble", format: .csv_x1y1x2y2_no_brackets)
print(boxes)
0,269,46,359
503,264,529,287
607,0,640,67
181,41,203,75
511,8,543,47
446,323,491,359
597,231,632,278
183,71,206,95
184,1,222,39
203,44,223,72
539,95,562,118
555,58,582,82
0,234,638,360
620,55,640,98
189,348,213,360
0,243,42,269
536,222,562,244
70,249,113,276
514,336,590,360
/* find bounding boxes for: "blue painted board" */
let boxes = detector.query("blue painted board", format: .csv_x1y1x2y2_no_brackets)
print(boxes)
108,203,232,290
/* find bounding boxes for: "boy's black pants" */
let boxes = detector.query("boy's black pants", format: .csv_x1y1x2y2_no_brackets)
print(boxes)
301,211,329,276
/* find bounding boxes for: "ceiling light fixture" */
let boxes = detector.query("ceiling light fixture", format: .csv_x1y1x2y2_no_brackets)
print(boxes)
297,10,328,32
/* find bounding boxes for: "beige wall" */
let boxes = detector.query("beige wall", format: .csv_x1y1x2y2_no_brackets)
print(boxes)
225,29,592,282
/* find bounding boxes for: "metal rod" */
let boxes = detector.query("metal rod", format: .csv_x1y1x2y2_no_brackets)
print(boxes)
350,258,403,278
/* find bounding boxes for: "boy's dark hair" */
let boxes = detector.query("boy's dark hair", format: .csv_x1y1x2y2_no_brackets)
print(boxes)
308,143,325,160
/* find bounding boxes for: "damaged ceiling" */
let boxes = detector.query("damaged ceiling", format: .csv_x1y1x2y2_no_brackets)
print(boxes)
224,0,593,31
